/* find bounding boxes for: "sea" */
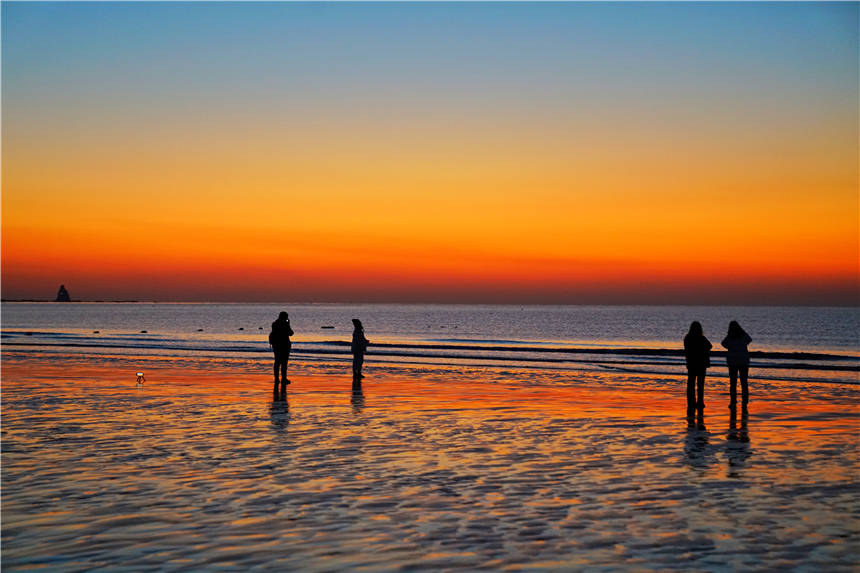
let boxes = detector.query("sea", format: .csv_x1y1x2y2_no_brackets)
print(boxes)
3,303,858,571
2,303,858,384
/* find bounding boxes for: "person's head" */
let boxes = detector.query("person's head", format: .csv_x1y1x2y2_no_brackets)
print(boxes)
728,320,742,337
687,321,703,337
352,318,363,330
278,311,289,322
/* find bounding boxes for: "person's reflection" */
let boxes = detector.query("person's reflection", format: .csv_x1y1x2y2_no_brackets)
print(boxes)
686,406,707,431
684,410,714,467
270,398,290,431
351,378,365,414
726,405,751,476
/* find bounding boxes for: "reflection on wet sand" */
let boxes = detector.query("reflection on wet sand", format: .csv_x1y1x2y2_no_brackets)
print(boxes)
1,356,857,571
684,407,755,476
269,399,290,430
351,378,365,414
726,406,752,476
684,410,716,468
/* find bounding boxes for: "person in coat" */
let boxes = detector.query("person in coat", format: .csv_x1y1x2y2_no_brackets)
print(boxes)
351,319,369,379
684,321,712,413
269,311,294,398
721,320,753,408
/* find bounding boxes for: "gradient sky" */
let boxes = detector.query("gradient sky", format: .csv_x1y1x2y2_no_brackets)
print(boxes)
2,2,858,304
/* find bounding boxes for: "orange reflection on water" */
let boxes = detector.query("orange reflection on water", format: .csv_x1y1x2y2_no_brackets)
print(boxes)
3,352,857,570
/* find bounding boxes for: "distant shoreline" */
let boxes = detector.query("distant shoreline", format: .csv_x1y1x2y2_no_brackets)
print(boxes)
1,299,142,303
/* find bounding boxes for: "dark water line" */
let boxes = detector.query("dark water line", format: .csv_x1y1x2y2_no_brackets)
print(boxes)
4,341,859,373
4,337,857,362
343,350,860,372
360,341,859,362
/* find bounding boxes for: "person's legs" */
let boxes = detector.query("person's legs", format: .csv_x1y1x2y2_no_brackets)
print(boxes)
273,357,280,399
728,366,738,407
278,351,290,397
274,349,290,397
739,366,749,404
696,372,705,410
686,371,696,412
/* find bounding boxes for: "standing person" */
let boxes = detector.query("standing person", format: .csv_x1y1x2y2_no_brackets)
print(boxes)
684,321,712,413
351,318,369,379
721,320,753,408
269,311,294,398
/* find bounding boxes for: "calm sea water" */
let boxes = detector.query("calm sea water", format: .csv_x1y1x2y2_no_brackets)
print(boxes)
2,303,858,383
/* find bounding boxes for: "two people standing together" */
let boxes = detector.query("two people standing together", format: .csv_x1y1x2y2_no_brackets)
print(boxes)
684,320,752,413
268,312,370,398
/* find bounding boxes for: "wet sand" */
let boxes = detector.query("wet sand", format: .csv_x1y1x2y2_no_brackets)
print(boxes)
2,351,858,571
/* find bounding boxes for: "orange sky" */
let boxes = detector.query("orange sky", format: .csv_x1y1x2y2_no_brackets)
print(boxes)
2,3,858,303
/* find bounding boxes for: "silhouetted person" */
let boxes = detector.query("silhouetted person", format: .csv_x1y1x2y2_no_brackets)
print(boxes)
721,320,752,408
269,311,294,399
683,321,712,413
351,318,369,379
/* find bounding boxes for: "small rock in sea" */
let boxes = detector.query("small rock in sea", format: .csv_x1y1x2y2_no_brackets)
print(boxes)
258,327,263,330
93,330,100,334
321,325,335,329
238,327,244,331
55,284,71,302
140,330,148,333
197,328,203,332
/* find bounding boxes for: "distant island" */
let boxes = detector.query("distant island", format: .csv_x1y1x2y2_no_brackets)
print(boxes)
0,284,147,303
55,285,71,302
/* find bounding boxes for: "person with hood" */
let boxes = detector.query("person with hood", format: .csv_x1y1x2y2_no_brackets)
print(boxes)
351,318,370,379
684,321,712,413
721,320,753,408
269,311,294,397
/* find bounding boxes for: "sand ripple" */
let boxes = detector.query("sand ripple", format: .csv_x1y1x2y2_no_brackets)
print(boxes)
2,360,858,571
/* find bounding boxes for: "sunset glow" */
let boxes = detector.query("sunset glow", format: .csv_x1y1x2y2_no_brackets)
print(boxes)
2,2,857,303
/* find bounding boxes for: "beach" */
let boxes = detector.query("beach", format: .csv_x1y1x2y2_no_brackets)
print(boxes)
3,0,858,569
2,348,857,571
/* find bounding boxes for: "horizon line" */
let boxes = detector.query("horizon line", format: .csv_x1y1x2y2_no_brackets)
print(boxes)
2,299,858,308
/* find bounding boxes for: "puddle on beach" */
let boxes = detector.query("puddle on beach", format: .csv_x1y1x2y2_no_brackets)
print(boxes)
2,355,858,571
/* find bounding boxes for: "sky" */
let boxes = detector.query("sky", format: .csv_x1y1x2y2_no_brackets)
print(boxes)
2,2,858,304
